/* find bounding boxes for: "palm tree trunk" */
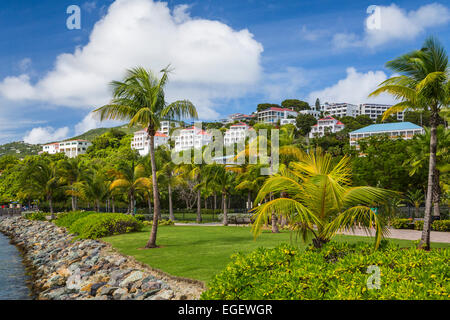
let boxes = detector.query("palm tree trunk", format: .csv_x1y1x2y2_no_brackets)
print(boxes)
168,184,175,221
148,193,152,215
223,193,228,226
130,193,135,216
214,193,217,212
71,194,76,211
271,211,279,233
247,191,252,210
96,199,100,212
196,189,202,223
146,134,161,248
112,196,115,213
49,196,54,220
420,113,438,250
432,169,441,218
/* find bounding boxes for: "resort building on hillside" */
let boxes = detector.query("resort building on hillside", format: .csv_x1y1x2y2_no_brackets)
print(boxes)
309,116,345,138
359,103,404,121
257,107,298,124
227,113,255,123
42,140,92,158
280,118,297,126
173,126,213,152
131,129,169,156
349,122,424,149
322,103,359,118
299,109,321,119
224,122,254,145
159,120,180,136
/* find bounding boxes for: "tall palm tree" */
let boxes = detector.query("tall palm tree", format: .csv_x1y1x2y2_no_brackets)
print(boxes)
26,160,60,218
252,148,395,249
109,161,152,215
404,126,449,218
94,66,198,248
369,37,448,250
79,167,109,212
58,157,86,211
154,146,177,221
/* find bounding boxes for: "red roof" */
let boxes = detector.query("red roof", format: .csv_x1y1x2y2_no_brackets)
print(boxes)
231,122,249,127
318,116,337,121
155,132,168,137
264,107,297,112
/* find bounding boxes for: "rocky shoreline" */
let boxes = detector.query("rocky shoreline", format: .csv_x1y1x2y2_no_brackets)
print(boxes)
0,217,204,300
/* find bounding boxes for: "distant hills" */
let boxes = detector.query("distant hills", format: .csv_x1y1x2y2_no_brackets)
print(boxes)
0,125,139,158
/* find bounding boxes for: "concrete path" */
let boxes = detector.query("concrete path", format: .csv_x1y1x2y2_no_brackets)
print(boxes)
174,223,450,243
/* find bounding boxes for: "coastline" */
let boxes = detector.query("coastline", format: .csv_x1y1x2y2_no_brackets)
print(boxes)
0,217,204,300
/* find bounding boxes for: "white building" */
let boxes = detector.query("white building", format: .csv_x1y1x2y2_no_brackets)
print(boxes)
280,118,297,126
227,113,255,123
224,122,254,145
257,107,298,124
359,103,404,121
309,116,345,138
174,126,213,152
299,109,321,119
42,140,92,158
159,120,180,136
131,129,169,156
349,122,424,149
322,103,359,118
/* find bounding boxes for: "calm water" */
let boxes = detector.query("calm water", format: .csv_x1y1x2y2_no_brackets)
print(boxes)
0,232,32,300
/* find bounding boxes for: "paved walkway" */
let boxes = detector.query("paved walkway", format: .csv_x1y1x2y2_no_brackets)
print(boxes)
174,223,450,243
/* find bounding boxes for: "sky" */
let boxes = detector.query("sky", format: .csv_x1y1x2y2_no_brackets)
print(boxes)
0,0,449,144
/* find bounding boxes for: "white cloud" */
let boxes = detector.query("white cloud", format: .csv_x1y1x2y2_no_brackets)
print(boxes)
334,3,450,49
0,0,263,121
307,67,396,105
18,58,32,72
263,67,308,101
74,112,122,135
299,26,329,42
23,126,70,144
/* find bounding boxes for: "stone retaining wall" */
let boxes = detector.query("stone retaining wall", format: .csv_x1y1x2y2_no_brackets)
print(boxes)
0,217,204,300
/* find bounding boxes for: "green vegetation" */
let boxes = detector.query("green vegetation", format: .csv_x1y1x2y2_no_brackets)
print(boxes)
53,210,97,228
102,226,449,283
0,141,42,158
69,212,142,239
23,211,46,221
201,242,449,300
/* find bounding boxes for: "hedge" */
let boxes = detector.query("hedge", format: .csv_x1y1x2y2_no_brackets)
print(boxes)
201,242,449,300
53,211,97,228
391,218,450,232
23,211,46,221
69,213,143,239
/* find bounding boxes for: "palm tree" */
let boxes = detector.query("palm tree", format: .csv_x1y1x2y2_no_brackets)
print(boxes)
58,157,86,211
109,161,152,215
94,66,198,248
406,190,424,219
369,37,448,250
79,167,109,212
26,160,59,218
252,148,395,249
206,164,235,226
404,126,449,218
154,146,178,221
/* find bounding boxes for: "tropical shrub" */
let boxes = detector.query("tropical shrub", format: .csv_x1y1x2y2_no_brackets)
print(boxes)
69,213,143,239
53,211,97,228
414,220,424,231
432,220,450,232
134,214,146,222
390,218,414,229
24,211,46,221
143,219,174,227
201,242,449,300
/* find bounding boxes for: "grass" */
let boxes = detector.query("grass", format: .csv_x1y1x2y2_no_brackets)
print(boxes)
102,225,450,283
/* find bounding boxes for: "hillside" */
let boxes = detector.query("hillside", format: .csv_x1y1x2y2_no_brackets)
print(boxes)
68,125,139,141
0,141,42,157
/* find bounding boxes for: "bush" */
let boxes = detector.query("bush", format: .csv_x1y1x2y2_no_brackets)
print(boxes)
23,211,46,221
432,220,450,232
134,214,146,222
390,218,413,229
143,219,174,227
201,242,449,300
69,213,143,239
414,220,424,230
54,211,97,228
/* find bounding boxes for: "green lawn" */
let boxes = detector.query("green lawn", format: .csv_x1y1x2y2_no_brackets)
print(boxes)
102,225,450,283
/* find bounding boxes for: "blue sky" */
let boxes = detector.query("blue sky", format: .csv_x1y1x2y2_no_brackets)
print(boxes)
0,0,448,144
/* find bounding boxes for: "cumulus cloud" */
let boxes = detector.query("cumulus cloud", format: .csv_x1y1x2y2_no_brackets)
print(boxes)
334,3,450,49
263,67,308,101
23,126,70,144
307,67,396,105
0,0,263,121
74,112,121,135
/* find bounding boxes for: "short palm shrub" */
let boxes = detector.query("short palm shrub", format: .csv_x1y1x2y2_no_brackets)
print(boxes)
201,242,449,300
69,213,143,239
54,211,97,228
390,218,414,229
143,219,174,227
24,211,46,221
432,220,450,232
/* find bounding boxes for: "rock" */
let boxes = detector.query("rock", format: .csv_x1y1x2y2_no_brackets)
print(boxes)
98,286,119,296
141,281,161,291
112,288,128,300
120,271,144,288
90,282,107,296
149,289,174,300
